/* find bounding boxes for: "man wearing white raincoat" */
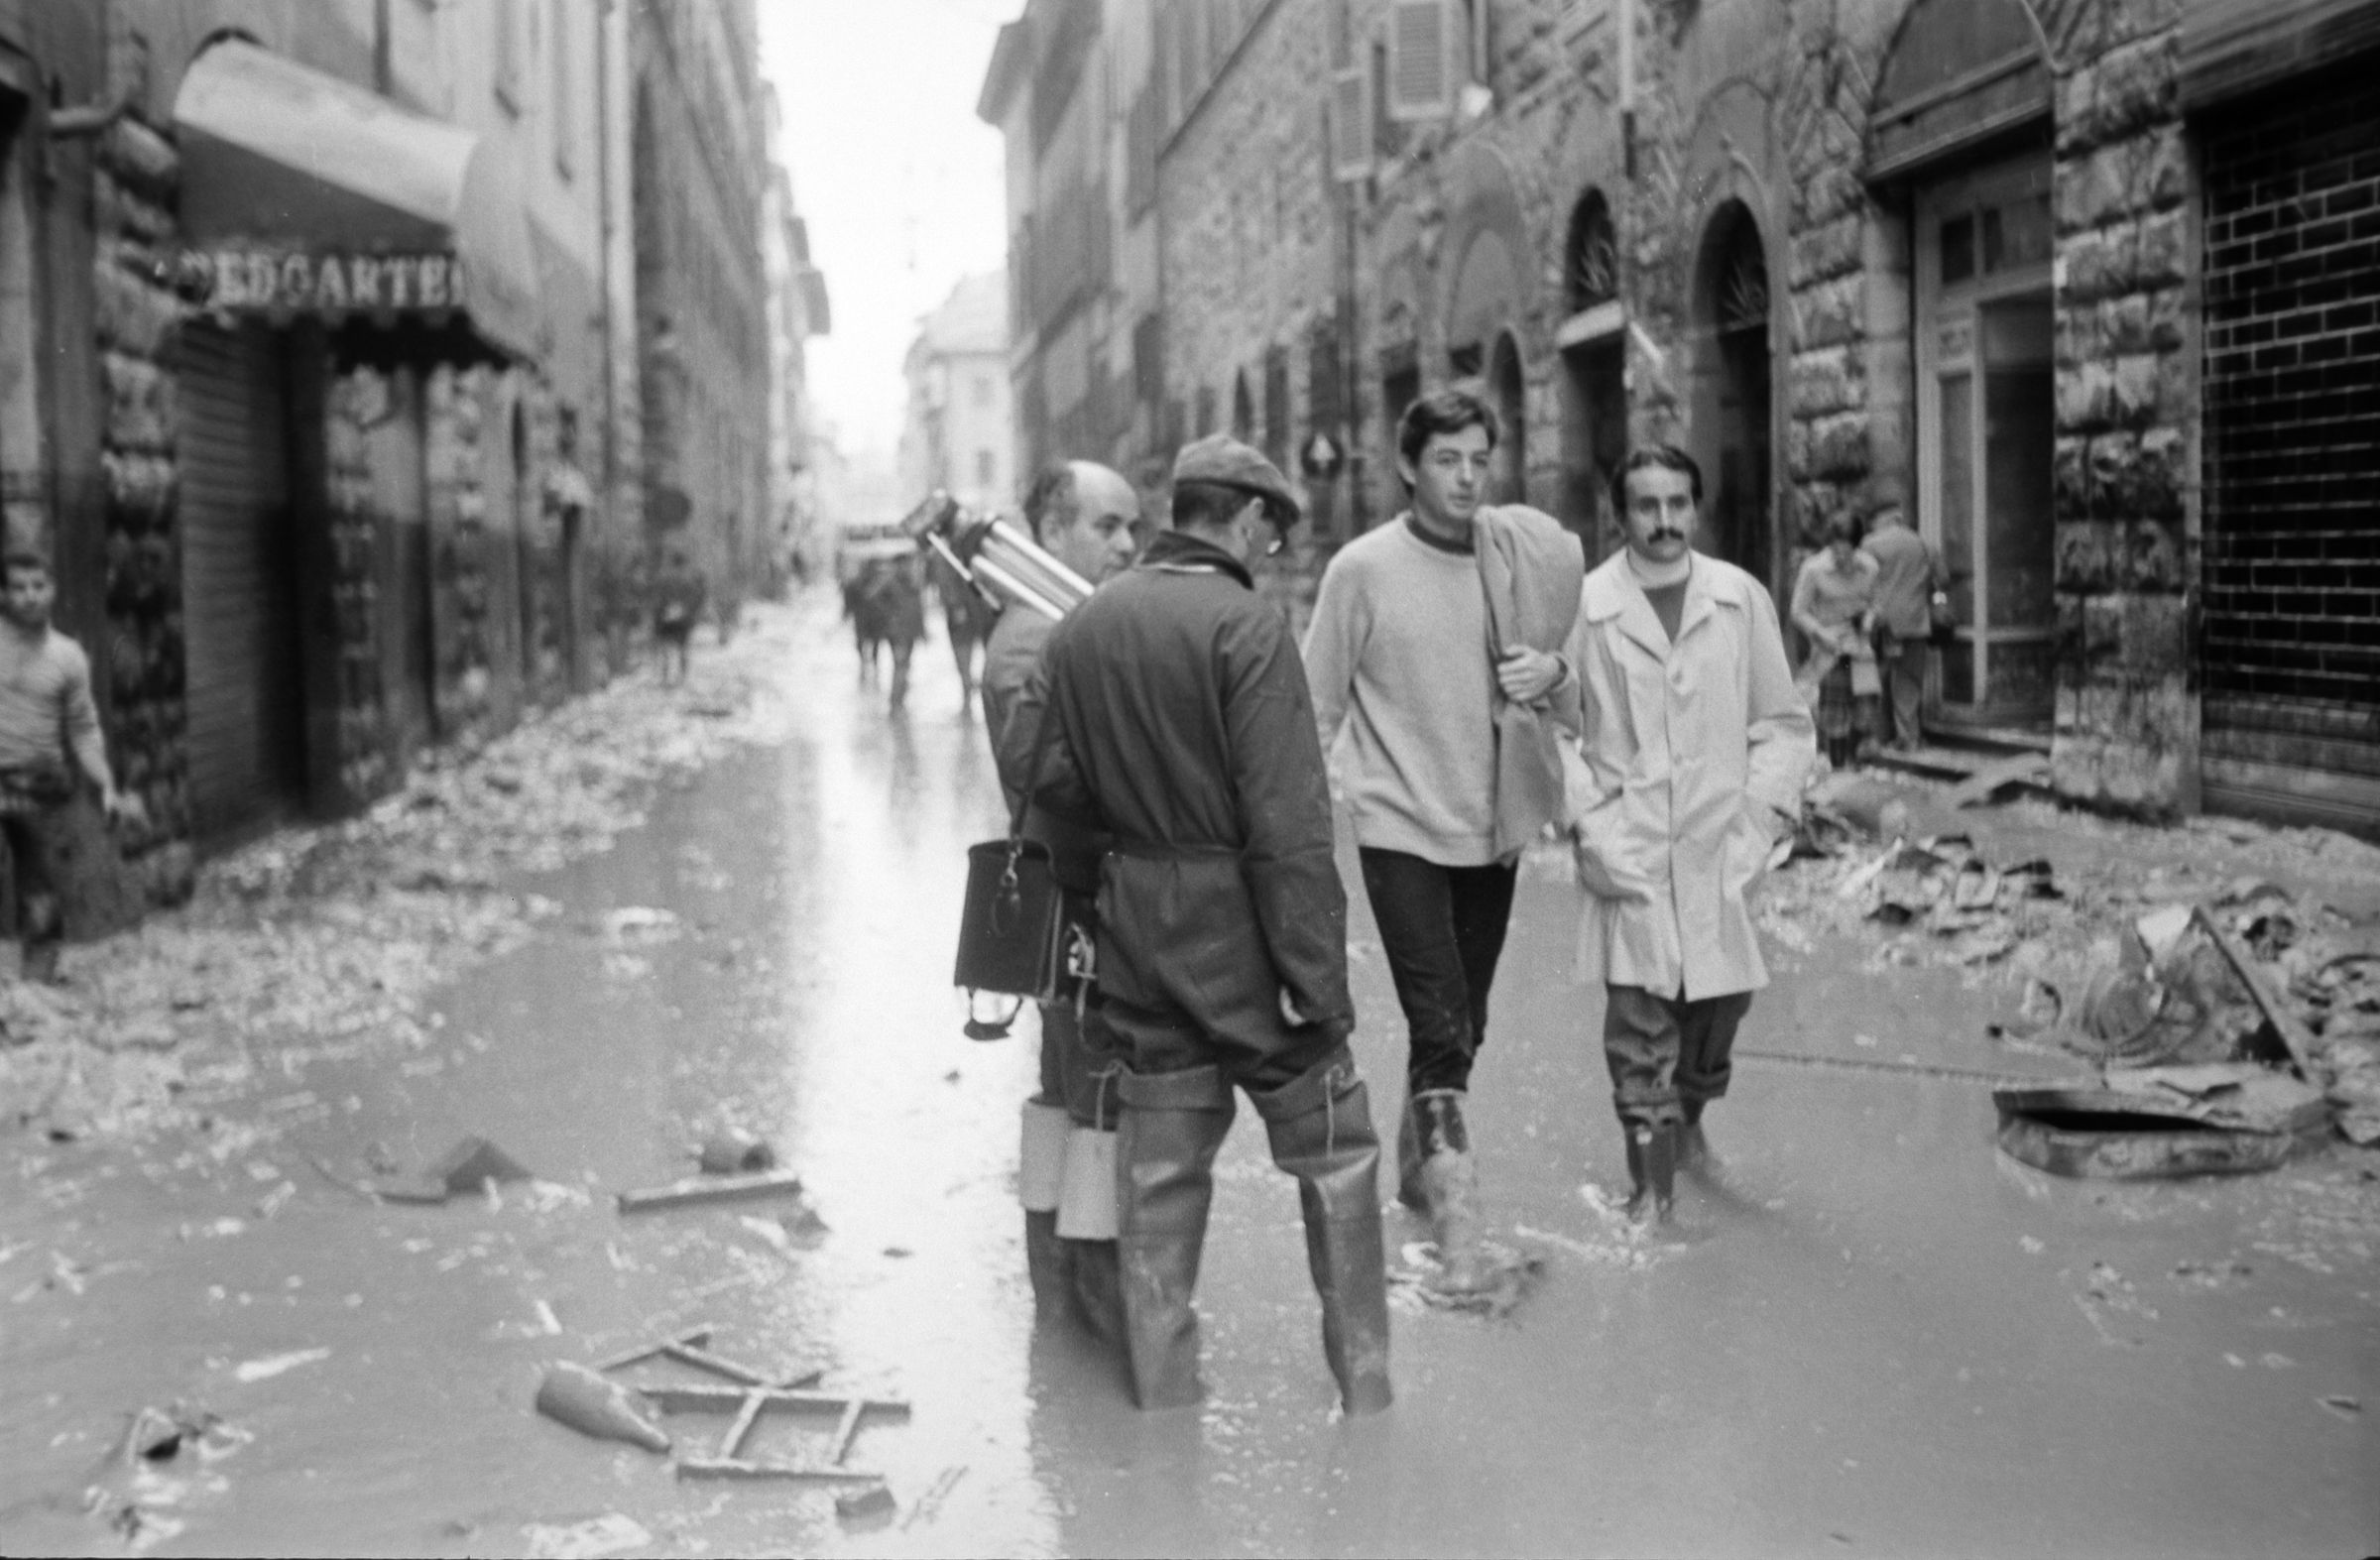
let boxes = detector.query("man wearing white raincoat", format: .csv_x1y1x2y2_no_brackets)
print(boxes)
1564,446,1815,1228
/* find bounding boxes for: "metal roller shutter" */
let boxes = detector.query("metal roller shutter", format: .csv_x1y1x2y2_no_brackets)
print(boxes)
178,321,307,841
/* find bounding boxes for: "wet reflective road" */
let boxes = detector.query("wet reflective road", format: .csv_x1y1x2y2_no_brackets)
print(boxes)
2,592,2373,1557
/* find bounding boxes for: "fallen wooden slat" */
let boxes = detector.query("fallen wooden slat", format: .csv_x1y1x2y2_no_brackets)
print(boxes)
661,1341,820,1388
676,1458,886,1482
2195,906,2321,1078
826,1398,867,1465
717,1392,767,1462
616,1168,808,1214
595,1327,714,1373
1945,751,2050,809
637,1383,910,1416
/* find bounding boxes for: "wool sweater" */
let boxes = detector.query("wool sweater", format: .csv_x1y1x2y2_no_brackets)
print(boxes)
1303,518,1500,866
0,625,103,780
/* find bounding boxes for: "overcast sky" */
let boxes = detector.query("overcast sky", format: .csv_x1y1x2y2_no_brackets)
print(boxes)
760,0,1015,461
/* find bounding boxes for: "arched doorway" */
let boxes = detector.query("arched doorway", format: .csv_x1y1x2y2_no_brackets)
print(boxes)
1693,201,1773,593
1488,329,1526,504
1558,188,1625,550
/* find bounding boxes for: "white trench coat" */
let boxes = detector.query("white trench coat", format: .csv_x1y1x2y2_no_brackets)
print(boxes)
1563,551,1816,1002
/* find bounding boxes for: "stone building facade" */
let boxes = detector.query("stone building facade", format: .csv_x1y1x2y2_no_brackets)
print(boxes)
899,272,1014,511
1092,0,2377,827
629,0,774,609
3,0,811,928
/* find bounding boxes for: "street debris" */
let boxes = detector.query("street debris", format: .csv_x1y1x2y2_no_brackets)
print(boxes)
535,1363,673,1454
571,1327,902,1485
836,1482,898,1526
617,1166,806,1214
80,1401,251,1554
1994,1065,2331,1180
1388,1238,1544,1318
372,1136,535,1205
899,1466,968,1531
231,1348,330,1384
521,1513,654,1560
695,1133,777,1174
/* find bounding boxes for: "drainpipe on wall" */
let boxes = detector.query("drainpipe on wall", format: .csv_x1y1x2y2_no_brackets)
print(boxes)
595,0,620,686
1617,0,1636,181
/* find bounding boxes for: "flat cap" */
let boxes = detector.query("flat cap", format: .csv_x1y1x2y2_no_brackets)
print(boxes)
1171,434,1300,528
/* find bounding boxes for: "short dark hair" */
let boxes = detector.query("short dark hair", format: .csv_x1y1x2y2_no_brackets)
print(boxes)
1823,512,1861,546
2,553,50,582
1609,445,1703,516
1396,388,1499,473
1021,465,1077,543
1171,479,1258,532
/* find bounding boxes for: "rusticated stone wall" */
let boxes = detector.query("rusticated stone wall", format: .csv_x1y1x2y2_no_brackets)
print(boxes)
2042,0,2196,815
324,371,391,802
425,364,496,745
92,76,194,902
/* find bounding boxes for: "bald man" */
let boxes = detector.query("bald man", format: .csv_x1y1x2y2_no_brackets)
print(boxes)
982,461,1141,1336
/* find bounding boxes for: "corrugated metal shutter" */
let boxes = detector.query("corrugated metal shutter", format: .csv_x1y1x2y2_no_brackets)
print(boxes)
1386,0,1454,123
178,321,306,841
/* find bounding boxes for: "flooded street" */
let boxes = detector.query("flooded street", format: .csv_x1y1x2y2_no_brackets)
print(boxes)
3,593,2374,1558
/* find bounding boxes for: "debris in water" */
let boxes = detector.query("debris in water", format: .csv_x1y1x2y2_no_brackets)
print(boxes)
372,1136,535,1204
696,1134,776,1174
603,905,682,944
534,1363,671,1454
233,1348,330,1383
2320,1394,2361,1420
1389,1236,1544,1316
521,1512,654,1559
616,1166,806,1214
836,1483,898,1525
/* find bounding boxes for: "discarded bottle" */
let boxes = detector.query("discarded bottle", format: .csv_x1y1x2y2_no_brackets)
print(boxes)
535,1363,671,1454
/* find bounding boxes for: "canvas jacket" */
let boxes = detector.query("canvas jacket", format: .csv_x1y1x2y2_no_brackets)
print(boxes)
1563,550,1816,1001
1001,531,1353,1037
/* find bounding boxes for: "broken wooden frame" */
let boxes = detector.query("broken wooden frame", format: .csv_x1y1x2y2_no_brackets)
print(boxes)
595,1325,905,1483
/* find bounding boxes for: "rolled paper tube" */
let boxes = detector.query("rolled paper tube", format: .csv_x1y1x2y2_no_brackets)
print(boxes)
535,1362,670,1454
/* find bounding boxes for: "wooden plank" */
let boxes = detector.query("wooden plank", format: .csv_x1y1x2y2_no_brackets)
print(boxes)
826,1398,866,1465
1945,751,2051,809
716,1391,767,1461
675,1459,885,1483
660,1340,821,1388
2194,906,2321,1078
615,1168,808,1214
636,1383,908,1416
594,1327,714,1373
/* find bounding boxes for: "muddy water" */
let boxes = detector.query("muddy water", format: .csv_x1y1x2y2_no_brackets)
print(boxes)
3,596,2374,1558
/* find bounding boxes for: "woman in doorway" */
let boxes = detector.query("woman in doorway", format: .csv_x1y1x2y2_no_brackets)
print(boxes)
1790,516,1883,769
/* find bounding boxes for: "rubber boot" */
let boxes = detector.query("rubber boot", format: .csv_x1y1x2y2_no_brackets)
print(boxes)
1115,1065,1236,1410
1395,1104,1425,1211
1678,1099,1714,1173
1623,1123,1678,1226
1407,1091,1488,1295
1254,1048,1393,1417
1024,1209,1067,1312
22,895,61,986
1068,1239,1125,1345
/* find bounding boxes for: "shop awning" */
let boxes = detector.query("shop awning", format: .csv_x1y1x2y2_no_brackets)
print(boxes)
172,40,540,360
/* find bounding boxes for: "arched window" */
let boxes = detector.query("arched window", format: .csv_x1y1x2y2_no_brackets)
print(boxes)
1691,200,1773,592
1564,189,1618,314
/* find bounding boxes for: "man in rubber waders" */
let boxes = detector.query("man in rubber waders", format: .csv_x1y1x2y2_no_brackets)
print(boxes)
1564,446,1813,1230
980,462,1140,1341
1002,435,1392,1415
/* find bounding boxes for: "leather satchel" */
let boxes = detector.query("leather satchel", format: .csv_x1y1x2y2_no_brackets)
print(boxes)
951,702,1086,1038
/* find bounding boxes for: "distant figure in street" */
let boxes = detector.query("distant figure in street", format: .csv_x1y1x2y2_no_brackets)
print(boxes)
979,461,1140,1339
653,548,707,687
850,553,926,710
1004,435,1392,1416
0,554,141,983
1302,389,1582,1294
1565,447,1814,1228
1791,516,1882,770
1859,501,1944,753
928,542,1001,719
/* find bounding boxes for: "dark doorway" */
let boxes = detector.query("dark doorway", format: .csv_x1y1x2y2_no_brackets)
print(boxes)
1697,202,1773,593
1488,330,1526,505
1559,338,1625,555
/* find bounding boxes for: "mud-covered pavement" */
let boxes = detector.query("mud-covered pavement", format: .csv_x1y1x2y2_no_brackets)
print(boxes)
3,593,2375,1559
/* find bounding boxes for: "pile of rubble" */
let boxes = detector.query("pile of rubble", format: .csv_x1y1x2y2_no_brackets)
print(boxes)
1762,769,2380,1161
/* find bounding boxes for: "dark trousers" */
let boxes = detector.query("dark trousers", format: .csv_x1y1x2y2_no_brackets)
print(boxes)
1602,985,1753,1131
1097,992,1344,1096
1876,630,1927,748
1358,848,1519,1095
0,803,68,975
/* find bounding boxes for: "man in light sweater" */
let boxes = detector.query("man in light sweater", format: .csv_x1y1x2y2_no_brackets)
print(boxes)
0,554,139,983
1302,389,1579,1291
